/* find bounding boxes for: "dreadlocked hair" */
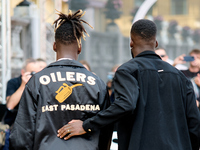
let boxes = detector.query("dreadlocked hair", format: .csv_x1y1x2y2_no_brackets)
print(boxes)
53,9,93,47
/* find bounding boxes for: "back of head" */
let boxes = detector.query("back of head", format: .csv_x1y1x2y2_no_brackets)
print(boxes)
53,10,93,47
131,19,157,42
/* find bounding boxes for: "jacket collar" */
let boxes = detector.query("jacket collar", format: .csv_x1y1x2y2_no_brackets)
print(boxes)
135,50,161,60
47,59,85,68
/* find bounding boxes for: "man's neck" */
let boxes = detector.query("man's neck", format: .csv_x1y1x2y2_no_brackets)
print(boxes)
134,48,154,57
56,54,76,61
56,43,79,61
57,58,73,61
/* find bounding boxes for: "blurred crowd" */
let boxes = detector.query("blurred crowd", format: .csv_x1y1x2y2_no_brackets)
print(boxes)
155,48,200,109
106,47,200,110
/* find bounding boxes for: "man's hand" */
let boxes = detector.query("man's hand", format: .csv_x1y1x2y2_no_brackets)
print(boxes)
57,120,86,140
173,54,186,67
21,72,32,86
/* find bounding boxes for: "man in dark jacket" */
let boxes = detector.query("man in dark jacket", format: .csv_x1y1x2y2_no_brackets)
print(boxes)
57,19,200,150
9,10,112,150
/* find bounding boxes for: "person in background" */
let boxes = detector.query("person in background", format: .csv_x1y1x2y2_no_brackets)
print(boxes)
4,58,40,127
173,49,200,79
155,47,187,70
36,58,47,71
9,10,112,150
57,19,200,150
173,49,200,109
79,60,91,71
190,74,200,149
111,64,120,73
190,74,200,108
106,79,113,97
106,64,120,102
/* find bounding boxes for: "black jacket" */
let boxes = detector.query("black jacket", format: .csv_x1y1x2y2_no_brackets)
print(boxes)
83,51,200,150
10,60,111,150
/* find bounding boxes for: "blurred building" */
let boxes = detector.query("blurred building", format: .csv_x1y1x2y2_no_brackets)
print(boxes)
8,0,200,36
117,0,200,37
3,0,200,74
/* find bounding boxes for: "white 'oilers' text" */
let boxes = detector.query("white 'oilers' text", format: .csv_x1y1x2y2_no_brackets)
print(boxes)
39,71,96,85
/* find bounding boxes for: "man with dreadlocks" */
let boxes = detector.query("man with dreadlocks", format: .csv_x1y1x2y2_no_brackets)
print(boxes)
57,19,200,150
9,10,112,150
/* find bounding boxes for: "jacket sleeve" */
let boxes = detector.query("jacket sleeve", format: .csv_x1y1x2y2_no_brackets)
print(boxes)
9,85,37,150
83,69,139,133
185,80,200,150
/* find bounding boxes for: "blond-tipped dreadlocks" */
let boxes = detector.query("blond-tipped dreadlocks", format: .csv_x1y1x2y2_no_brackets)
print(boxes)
53,9,93,48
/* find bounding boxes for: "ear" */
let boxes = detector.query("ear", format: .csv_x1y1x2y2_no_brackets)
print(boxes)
53,42,57,52
130,39,134,48
21,69,25,75
78,44,82,54
155,40,158,48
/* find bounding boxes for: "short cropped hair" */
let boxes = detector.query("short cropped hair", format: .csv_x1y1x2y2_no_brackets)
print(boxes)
155,47,166,51
131,19,157,41
22,58,36,71
36,58,46,62
189,49,200,55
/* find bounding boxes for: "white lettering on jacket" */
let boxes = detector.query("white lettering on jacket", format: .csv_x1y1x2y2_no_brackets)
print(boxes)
42,104,100,112
39,72,96,85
